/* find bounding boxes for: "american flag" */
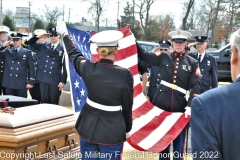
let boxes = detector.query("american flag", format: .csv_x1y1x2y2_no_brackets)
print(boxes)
63,26,190,153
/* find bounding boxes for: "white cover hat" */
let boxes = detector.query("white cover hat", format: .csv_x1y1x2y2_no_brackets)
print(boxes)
34,29,47,36
90,30,123,47
0,26,10,33
168,30,192,42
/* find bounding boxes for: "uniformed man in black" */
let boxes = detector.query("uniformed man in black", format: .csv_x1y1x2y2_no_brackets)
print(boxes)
57,22,133,160
25,28,67,105
22,29,47,103
147,40,171,102
0,33,35,98
187,36,218,93
0,26,10,95
137,30,201,160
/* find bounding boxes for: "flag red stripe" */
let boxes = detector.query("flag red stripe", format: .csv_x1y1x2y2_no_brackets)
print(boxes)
147,114,190,152
114,45,137,62
133,83,143,98
132,101,154,120
129,111,172,144
128,64,138,77
119,26,133,38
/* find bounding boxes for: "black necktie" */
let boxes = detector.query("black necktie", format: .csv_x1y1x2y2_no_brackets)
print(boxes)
51,45,55,50
198,55,202,63
15,49,18,55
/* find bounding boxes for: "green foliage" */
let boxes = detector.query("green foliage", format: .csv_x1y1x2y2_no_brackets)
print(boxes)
2,15,15,31
33,19,45,31
66,22,75,28
46,22,56,30
145,20,160,42
120,2,143,40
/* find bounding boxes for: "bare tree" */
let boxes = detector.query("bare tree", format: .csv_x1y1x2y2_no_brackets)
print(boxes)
3,9,15,21
82,0,106,32
43,4,63,23
200,0,225,47
157,13,176,40
134,0,156,39
222,0,240,44
182,0,195,30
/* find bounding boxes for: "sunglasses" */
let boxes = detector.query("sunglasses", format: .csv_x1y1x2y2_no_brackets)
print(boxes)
12,39,20,41
50,35,58,37
160,49,168,51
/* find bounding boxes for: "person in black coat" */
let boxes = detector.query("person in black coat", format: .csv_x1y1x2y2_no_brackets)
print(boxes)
147,40,171,102
0,26,10,95
187,36,218,93
23,28,67,104
137,30,201,160
0,33,35,98
57,22,134,160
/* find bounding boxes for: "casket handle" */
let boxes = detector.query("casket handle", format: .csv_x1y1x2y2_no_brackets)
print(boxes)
47,138,58,154
67,133,77,149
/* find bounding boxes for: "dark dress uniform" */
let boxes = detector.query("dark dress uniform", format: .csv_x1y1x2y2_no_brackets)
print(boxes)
0,46,35,98
147,66,161,102
137,39,200,160
28,45,42,104
0,43,6,95
187,51,218,93
63,34,133,158
26,37,67,104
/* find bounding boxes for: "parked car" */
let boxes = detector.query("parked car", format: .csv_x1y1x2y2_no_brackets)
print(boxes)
208,44,232,82
137,41,159,81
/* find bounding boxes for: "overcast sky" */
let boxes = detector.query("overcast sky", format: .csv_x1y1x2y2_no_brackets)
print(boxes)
3,0,192,29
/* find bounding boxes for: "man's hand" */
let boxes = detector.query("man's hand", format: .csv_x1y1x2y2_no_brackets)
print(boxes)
26,84,33,89
58,82,65,91
184,106,191,118
187,42,196,49
37,33,50,39
56,21,68,35
152,47,162,56
3,39,12,47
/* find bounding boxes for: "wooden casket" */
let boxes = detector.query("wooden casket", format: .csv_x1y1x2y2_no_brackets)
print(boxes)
0,104,80,160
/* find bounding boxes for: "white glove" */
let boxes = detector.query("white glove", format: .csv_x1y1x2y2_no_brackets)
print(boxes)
184,106,191,118
56,21,68,35
126,132,130,138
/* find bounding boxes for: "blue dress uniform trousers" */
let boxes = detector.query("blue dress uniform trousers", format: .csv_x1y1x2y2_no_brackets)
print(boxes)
5,88,27,98
40,82,61,104
80,138,123,160
159,127,187,160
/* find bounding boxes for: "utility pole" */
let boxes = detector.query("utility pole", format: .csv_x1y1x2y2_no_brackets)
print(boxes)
0,0,2,25
68,8,71,23
28,1,32,35
117,1,120,29
62,4,65,21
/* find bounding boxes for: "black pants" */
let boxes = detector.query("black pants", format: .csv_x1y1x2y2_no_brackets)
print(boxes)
40,82,61,105
5,88,27,98
29,83,41,104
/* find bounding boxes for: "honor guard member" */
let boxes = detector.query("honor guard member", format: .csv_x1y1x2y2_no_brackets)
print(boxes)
22,29,47,103
25,28,67,104
0,33,35,98
137,30,201,160
147,40,171,102
0,26,10,95
57,21,134,160
187,36,218,93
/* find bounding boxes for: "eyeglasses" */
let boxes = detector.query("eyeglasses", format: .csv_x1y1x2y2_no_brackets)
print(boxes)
50,35,58,37
12,39,20,41
160,49,168,51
